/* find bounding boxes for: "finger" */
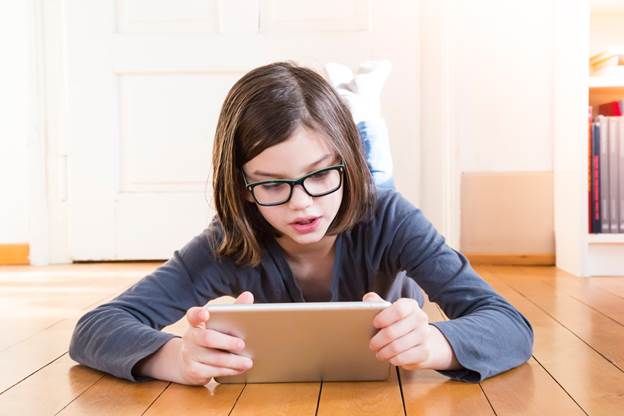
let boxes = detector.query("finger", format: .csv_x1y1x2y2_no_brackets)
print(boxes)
373,298,424,329
369,312,424,352
185,361,247,385
191,328,246,353
374,327,429,361
362,292,384,302
198,349,254,372
388,346,430,370
186,306,210,328
234,291,254,304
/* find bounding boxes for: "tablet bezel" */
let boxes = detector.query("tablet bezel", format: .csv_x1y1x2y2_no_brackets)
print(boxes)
203,301,392,384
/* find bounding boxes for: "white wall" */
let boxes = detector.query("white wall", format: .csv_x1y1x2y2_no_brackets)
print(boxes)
0,2,32,244
0,0,558,259
452,0,554,173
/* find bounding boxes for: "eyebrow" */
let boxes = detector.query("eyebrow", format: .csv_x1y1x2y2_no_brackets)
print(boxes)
251,154,333,179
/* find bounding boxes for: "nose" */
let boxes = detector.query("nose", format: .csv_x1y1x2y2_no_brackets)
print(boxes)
288,184,313,210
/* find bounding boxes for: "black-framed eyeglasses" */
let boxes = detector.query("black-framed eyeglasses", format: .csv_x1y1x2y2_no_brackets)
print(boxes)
243,164,345,207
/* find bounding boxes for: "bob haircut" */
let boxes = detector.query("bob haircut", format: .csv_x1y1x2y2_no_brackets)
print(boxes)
212,61,375,266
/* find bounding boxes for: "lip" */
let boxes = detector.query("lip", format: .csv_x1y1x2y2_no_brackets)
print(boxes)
289,216,321,234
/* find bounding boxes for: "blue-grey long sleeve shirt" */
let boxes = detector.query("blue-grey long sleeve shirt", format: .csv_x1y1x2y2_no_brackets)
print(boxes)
69,189,533,382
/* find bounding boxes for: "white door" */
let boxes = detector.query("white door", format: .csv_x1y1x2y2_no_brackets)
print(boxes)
63,0,419,260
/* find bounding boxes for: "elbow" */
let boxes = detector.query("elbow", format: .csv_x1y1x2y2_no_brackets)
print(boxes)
68,312,92,364
517,314,534,363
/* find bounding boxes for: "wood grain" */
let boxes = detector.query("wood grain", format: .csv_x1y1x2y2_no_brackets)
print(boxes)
0,354,103,415
479,267,624,415
230,383,320,416
0,263,622,415
488,266,624,370
400,300,495,416
143,381,245,416
317,367,403,416
55,375,168,415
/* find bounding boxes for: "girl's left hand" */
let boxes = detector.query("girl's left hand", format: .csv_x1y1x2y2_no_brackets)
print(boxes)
363,292,433,371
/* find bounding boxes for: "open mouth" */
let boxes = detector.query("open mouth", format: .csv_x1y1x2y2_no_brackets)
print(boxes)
294,218,316,225
290,217,321,233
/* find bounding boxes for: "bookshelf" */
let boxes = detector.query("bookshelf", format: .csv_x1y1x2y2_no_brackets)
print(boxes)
553,0,624,277
589,76,624,89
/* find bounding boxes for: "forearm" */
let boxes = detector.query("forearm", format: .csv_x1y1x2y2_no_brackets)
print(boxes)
135,337,184,383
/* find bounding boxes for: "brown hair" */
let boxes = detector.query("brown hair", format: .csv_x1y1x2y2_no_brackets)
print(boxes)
211,61,375,266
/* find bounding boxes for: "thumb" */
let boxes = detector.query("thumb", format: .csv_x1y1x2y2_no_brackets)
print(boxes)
186,306,209,328
234,291,255,305
362,292,384,302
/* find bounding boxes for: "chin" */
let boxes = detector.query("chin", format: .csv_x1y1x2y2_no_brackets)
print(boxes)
287,231,325,245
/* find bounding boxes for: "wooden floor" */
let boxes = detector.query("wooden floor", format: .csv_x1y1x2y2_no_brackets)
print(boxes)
0,263,623,415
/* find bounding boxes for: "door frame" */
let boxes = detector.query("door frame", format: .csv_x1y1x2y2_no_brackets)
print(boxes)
418,0,460,249
30,0,71,264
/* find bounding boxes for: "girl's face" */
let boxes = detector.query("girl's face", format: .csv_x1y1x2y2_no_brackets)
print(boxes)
242,125,344,252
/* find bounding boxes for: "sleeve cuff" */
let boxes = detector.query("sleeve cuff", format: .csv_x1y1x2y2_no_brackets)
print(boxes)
429,320,483,383
121,330,178,382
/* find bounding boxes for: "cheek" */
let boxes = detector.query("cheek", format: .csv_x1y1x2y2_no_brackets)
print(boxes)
256,206,282,226
330,188,345,211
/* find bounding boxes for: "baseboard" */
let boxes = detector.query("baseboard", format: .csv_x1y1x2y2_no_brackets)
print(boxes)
465,253,555,266
0,244,30,265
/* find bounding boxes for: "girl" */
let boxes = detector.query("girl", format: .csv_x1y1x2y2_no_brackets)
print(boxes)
69,61,533,386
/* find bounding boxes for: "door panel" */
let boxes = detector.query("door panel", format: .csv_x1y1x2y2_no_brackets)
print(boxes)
65,0,419,260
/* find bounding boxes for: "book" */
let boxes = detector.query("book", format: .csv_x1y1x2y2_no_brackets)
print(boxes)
589,107,592,233
598,100,624,116
609,117,620,233
598,115,610,233
619,117,624,232
590,48,624,76
592,121,602,233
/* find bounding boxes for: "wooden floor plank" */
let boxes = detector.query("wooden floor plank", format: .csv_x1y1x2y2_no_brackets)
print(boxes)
0,265,156,393
400,301,495,416
0,264,156,351
0,318,81,394
485,266,624,371
143,381,245,416
479,267,624,415
317,367,404,416
429,298,585,416
501,266,624,327
586,276,624,299
0,354,104,415
229,383,320,416
55,374,168,416
2,263,623,415
481,358,586,416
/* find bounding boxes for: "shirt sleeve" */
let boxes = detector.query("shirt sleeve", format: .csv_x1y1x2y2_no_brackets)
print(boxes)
385,194,534,382
69,235,232,382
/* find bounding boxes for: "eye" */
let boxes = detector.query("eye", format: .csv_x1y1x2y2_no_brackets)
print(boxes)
258,182,287,192
309,170,331,180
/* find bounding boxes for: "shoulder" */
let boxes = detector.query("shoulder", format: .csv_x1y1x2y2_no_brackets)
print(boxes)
374,188,419,219
345,188,425,244
176,218,236,273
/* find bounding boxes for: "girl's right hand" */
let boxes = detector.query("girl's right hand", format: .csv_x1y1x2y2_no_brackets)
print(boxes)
176,291,255,385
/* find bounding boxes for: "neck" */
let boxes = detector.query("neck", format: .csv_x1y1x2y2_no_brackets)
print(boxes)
277,234,337,264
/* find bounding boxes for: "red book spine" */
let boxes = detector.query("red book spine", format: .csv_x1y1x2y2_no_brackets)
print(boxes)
593,153,600,226
598,101,622,116
588,107,593,232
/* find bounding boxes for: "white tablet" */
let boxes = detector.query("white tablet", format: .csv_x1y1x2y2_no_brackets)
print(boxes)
203,301,392,384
